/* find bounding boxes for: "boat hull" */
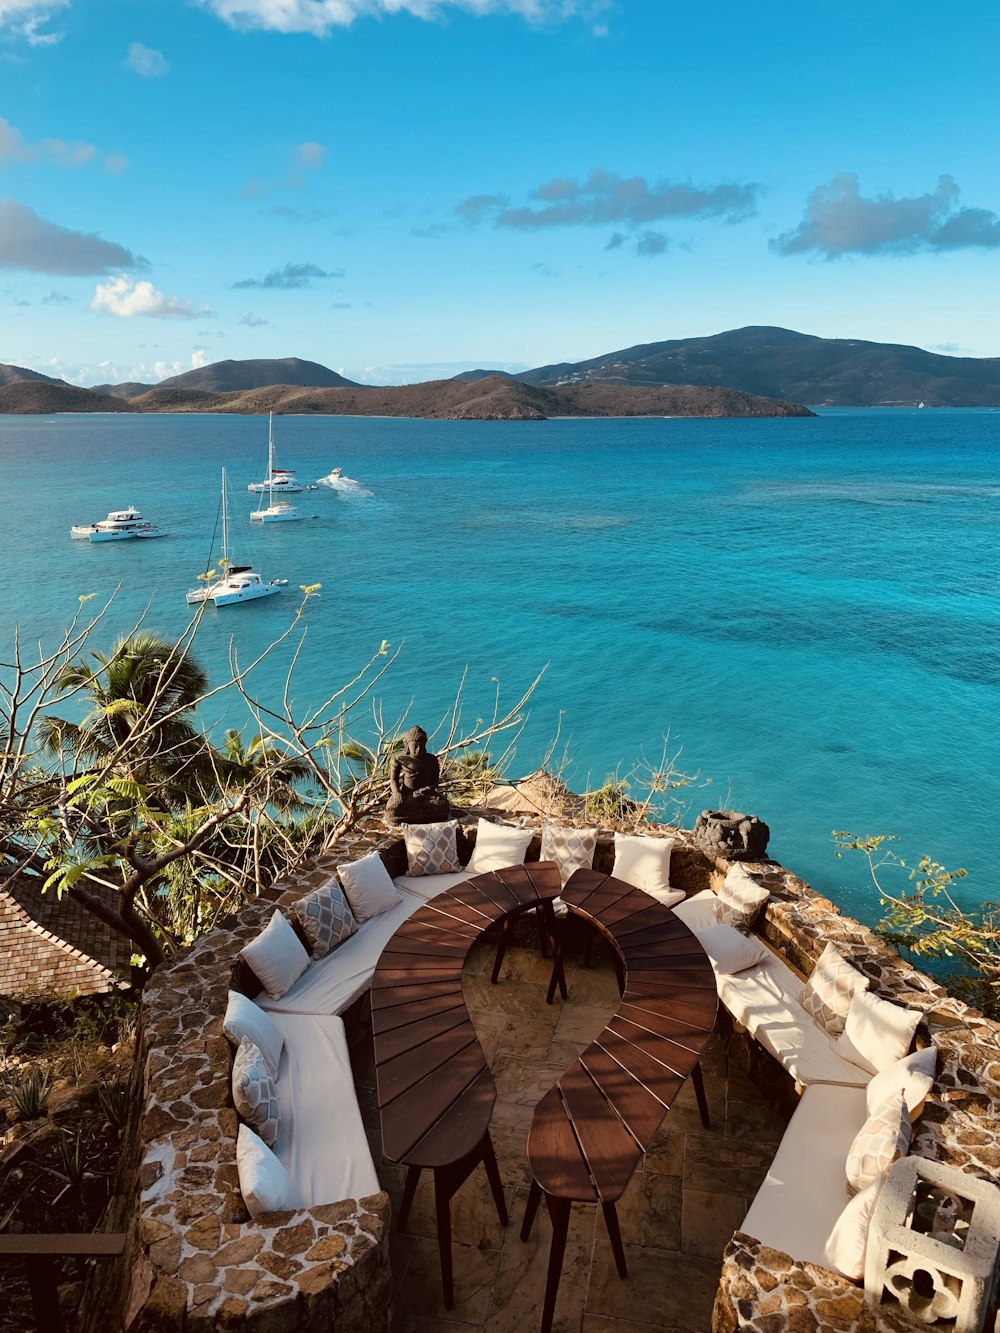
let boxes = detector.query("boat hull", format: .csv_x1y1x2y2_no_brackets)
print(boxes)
248,479,303,494
250,508,302,523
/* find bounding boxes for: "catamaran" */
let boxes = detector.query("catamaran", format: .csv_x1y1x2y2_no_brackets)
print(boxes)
251,415,303,523
247,414,303,493
187,469,286,607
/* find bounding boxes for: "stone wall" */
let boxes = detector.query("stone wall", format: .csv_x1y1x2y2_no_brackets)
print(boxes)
707,856,1000,1333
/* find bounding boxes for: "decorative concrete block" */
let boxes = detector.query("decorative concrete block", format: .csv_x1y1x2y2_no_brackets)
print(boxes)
865,1156,1000,1332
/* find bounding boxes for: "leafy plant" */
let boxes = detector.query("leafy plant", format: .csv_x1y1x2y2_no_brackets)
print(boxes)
97,1075,131,1132
833,831,998,1017
4,1066,52,1118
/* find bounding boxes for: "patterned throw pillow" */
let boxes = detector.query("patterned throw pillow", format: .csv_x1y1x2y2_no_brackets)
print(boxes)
290,878,357,959
716,864,770,932
402,820,463,876
845,1090,911,1193
800,942,870,1037
232,1037,280,1148
541,825,597,886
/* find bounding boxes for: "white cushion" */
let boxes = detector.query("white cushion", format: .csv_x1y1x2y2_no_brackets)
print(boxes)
269,1012,380,1206
236,1123,292,1218
673,889,724,936
698,923,770,975
800,943,870,1037
393,870,472,901
715,952,869,1088
467,818,533,874
612,833,674,893
865,1045,937,1117
289,877,356,959
741,1083,866,1267
232,1037,280,1147
716,864,770,931
259,889,423,1016
835,989,922,1075
823,1179,881,1281
845,1090,911,1193
337,851,402,923
541,824,598,887
240,910,310,1000
223,990,285,1077
401,820,462,876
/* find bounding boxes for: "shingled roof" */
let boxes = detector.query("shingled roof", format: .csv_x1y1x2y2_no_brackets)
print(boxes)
0,881,129,1004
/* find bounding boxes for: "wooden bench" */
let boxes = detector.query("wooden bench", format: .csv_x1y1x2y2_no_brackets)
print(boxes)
522,868,718,1333
371,860,565,1306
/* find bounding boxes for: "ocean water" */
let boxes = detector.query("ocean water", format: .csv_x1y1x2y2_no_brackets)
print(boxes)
3,407,997,927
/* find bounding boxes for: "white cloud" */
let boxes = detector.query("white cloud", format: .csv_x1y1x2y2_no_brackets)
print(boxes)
240,140,327,200
0,197,142,274
0,116,95,167
198,0,606,36
124,42,170,76
0,1,68,43
90,275,212,320
42,349,216,387
240,312,270,326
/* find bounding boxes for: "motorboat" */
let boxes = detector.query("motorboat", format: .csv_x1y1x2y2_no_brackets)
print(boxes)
70,506,166,542
187,469,285,606
247,414,303,493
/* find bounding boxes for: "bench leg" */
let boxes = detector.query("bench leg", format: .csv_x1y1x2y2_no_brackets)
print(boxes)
602,1202,628,1279
482,1133,509,1227
490,915,511,984
520,1178,542,1242
26,1255,64,1333
691,1061,711,1129
434,1171,455,1308
534,904,551,959
540,1195,572,1333
397,1165,421,1231
543,905,568,1005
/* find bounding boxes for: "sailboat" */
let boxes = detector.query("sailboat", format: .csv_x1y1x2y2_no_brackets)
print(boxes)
247,414,303,493
187,469,286,607
251,415,302,523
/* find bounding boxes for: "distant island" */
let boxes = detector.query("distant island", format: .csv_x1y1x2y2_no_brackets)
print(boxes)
5,324,1000,417
0,360,812,420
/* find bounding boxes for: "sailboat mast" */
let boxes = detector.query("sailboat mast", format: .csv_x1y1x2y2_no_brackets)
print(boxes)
221,467,230,567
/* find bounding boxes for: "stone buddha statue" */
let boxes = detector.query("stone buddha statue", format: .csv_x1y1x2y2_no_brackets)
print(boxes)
385,725,450,825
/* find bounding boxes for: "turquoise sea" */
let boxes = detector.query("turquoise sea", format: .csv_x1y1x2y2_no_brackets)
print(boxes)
3,408,998,928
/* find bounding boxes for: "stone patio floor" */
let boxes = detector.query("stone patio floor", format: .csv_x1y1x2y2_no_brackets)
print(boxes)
349,917,788,1333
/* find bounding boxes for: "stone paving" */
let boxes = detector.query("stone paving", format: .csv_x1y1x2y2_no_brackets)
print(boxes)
348,917,788,1333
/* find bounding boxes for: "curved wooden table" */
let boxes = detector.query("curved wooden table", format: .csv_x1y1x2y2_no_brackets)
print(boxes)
522,868,718,1333
371,860,565,1306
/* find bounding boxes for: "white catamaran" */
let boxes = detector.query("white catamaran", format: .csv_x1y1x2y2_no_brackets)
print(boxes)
247,414,303,494
70,506,167,542
187,469,286,607
251,414,302,523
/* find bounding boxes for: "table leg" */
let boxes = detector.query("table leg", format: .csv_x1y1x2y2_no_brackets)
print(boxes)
490,915,512,984
542,905,568,1005
602,1202,628,1279
540,1195,572,1333
397,1165,421,1231
434,1170,455,1308
533,905,551,959
520,1178,542,1241
691,1061,711,1128
482,1134,509,1227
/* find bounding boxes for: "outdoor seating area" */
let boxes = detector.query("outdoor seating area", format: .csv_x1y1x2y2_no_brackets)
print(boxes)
114,813,1000,1333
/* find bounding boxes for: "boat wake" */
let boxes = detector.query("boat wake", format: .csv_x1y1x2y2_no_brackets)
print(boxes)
315,472,373,498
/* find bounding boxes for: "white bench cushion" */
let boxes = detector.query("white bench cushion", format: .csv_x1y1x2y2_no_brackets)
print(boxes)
392,870,473,901
269,1012,380,1207
717,951,869,1088
741,1083,867,1269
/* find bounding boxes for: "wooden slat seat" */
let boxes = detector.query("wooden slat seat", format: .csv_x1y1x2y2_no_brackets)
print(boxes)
524,869,718,1333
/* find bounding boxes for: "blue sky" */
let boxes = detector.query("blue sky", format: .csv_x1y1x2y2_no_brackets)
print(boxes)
2,0,998,386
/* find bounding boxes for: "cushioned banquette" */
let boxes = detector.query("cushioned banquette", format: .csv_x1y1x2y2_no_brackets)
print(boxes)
675,873,936,1282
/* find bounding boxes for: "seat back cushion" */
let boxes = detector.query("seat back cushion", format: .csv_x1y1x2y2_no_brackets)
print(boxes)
823,1178,882,1281
224,990,285,1077
541,824,598,886
716,864,770,931
290,877,357,958
845,1090,911,1193
232,1036,280,1148
240,910,311,1000
800,942,870,1037
237,1123,292,1218
835,989,923,1075
467,818,533,874
698,922,770,975
337,851,403,923
865,1045,937,1117
402,820,463,876
612,833,674,893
